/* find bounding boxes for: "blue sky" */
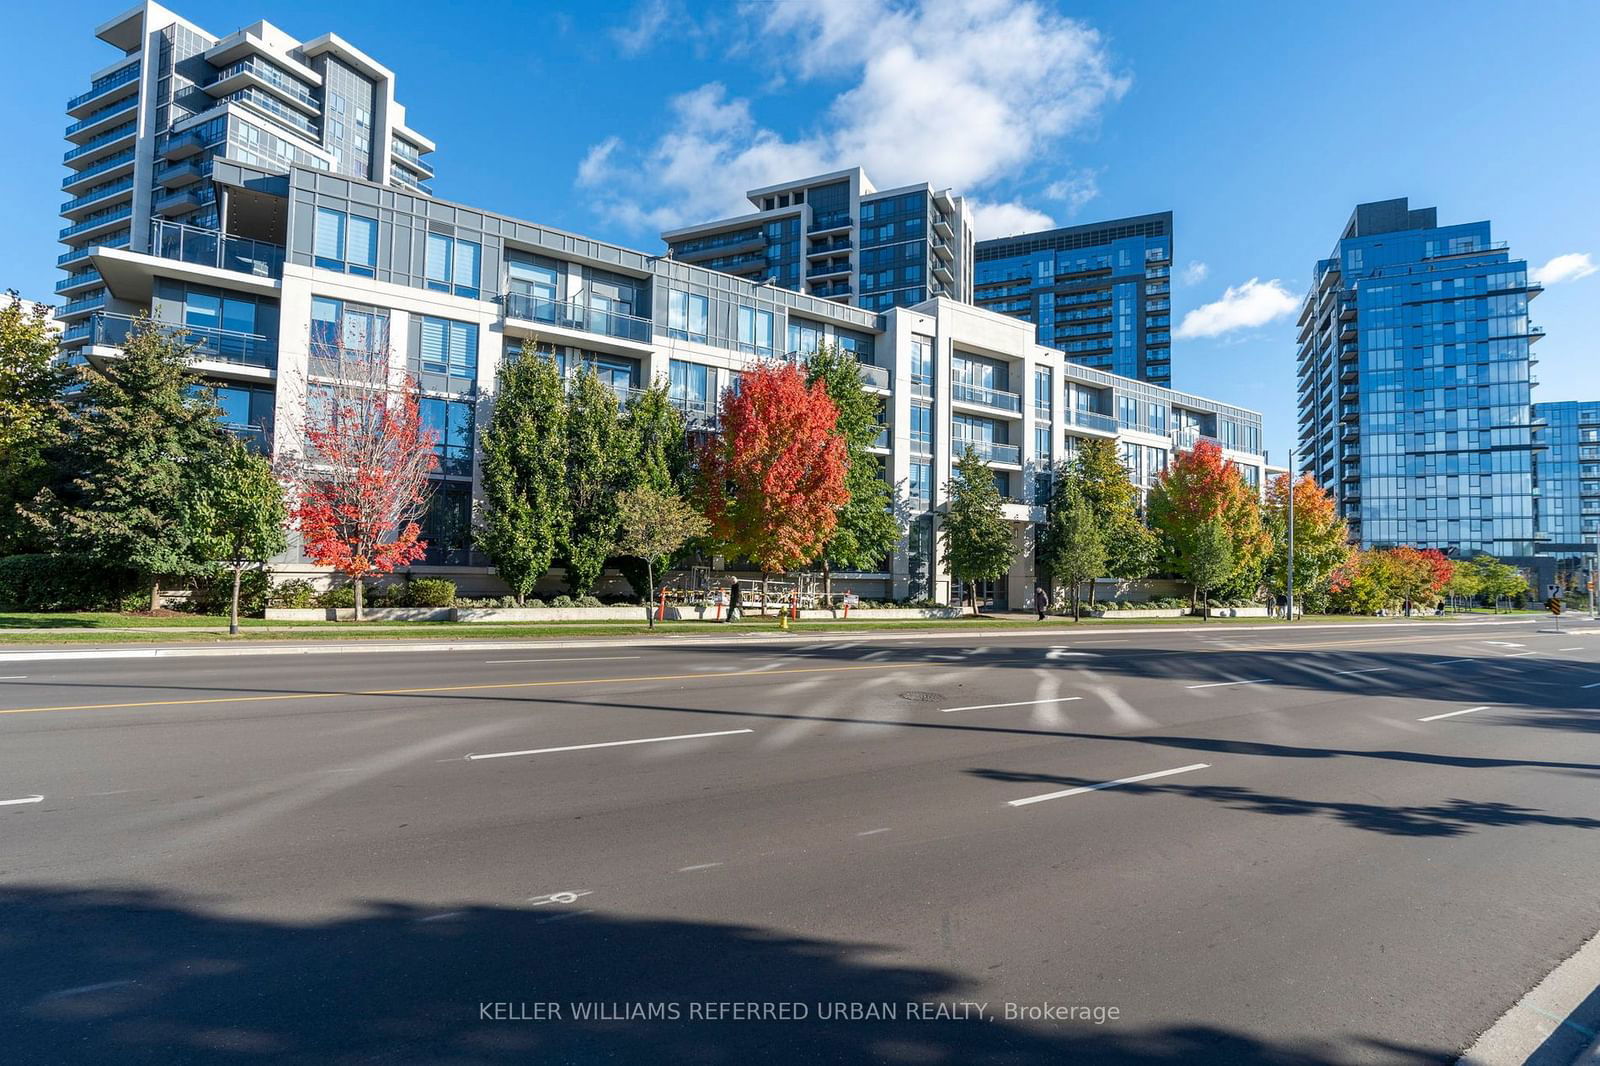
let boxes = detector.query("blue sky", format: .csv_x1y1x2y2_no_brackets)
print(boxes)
6,0,1598,463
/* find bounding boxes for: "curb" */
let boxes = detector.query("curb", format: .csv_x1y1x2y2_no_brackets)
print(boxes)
0,616,1557,664
1458,925,1600,1065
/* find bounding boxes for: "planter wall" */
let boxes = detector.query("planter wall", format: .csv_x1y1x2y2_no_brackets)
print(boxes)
263,607,453,622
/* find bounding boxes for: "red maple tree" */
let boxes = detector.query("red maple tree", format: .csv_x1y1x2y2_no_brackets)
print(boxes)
283,340,437,619
1382,545,1454,612
697,360,848,613
1146,438,1269,601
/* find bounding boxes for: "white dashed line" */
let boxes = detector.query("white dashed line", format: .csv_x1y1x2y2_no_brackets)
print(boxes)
40,980,136,999
677,862,724,872
483,656,641,664
1505,652,1540,658
1581,682,1600,690
0,795,44,806
1559,647,1583,652
1324,667,1391,677
856,827,892,836
468,729,753,761
1419,705,1490,722
1008,763,1211,807
418,911,464,923
1431,658,1475,666
1186,679,1271,689
940,696,1084,714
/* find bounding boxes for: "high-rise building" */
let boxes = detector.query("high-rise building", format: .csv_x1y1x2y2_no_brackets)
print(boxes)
661,168,974,314
57,2,435,347
972,213,1173,385
1295,198,1542,560
1532,401,1600,568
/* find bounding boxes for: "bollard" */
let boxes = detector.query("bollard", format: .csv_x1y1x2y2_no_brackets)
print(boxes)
658,586,668,622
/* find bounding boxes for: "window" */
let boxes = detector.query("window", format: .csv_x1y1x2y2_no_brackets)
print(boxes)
910,403,933,454
314,207,377,275
419,316,477,386
668,291,709,342
737,307,774,355
421,396,474,478
1035,424,1051,462
426,232,481,297
911,336,934,394
669,359,712,412
787,318,823,356
311,296,387,357
910,461,933,505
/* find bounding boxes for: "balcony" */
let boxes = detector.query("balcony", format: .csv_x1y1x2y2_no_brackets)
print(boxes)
1339,298,1357,321
151,220,285,279
62,149,136,191
670,228,763,259
954,438,1021,465
161,129,209,161
153,186,205,216
1171,427,1221,452
1034,402,1053,422
65,95,139,142
55,270,101,295
806,261,850,279
208,57,320,113
156,159,206,188
1072,409,1118,434
501,292,652,344
1338,342,1359,361
806,237,851,257
1529,325,1546,341
952,381,1022,413
62,122,137,167
857,362,890,390
82,312,276,369
1339,323,1357,343
67,60,140,116
60,177,135,218
807,211,851,234
669,396,717,428
57,292,108,319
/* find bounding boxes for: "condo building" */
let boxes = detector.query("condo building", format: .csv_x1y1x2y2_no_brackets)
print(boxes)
1532,401,1600,569
661,169,974,313
56,1,435,347
1295,198,1542,560
71,158,1266,608
973,213,1174,385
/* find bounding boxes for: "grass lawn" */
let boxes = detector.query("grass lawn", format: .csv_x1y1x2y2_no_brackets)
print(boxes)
0,610,1539,646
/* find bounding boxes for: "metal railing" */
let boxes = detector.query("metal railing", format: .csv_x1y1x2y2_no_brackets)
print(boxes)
951,381,1022,412
55,270,101,293
83,312,276,369
151,220,284,278
62,149,135,189
63,122,137,164
500,292,652,343
953,438,1022,464
214,56,319,109
68,61,140,110
1072,409,1118,433
65,95,138,137
59,206,131,240
808,211,851,233
61,177,135,214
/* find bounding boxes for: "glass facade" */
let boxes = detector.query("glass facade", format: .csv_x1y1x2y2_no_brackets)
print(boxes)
1532,401,1600,548
973,213,1172,383
1296,199,1540,558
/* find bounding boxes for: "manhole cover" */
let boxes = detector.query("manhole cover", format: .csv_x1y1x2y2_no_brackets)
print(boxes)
898,691,945,703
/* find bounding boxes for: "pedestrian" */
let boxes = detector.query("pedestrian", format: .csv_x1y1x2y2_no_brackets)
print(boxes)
1034,585,1049,621
727,576,742,623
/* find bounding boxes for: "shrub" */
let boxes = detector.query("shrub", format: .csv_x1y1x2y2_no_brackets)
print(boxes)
403,578,456,608
269,579,317,608
187,567,275,617
550,594,575,608
0,553,139,611
318,585,356,608
525,598,546,608
574,594,603,608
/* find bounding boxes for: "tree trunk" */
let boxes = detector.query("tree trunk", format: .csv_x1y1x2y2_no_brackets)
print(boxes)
645,559,655,629
823,559,832,609
1201,590,1209,621
760,572,769,617
1072,586,1080,622
354,578,364,622
1087,577,1098,615
229,564,242,636
148,577,161,614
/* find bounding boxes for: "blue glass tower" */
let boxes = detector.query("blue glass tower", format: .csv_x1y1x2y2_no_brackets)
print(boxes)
972,213,1172,384
1532,401,1600,554
1296,198,1542,559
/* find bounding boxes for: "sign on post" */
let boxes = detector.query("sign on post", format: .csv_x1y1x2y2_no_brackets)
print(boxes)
842,592,859,618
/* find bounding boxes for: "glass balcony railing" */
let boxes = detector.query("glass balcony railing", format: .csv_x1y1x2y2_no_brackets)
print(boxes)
55,270,101,293
59,205,132,240
951,381,1022,412
501,292,652,343
65,95,139,138
808,211,852,233
67,61,140,111
214,57,319,110
84,312,276,368
63,122,137,164
954,438,1022,465
62,149,136,189
57,234,129,266
150,220,284,278
1072,409,1118,433
61,177,135,215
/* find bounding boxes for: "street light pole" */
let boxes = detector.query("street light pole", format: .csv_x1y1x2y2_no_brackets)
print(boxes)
1286,448,1296,622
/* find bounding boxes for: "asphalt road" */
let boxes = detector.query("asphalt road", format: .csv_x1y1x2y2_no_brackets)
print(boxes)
2,618,1599,1065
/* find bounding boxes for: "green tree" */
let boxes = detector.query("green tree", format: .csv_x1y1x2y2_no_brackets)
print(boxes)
1072,439,1157,603
0,293,70,554
1470,553,1530,612
563,366,632,595
1040,492,1105,621
29,319,230,610
616,384,689,600
941,447,1016,615
478,350,568,604
1188,517,1235,620
1442,558,1482,611
190,438,287,634
805,345,898,596
614,485,709,628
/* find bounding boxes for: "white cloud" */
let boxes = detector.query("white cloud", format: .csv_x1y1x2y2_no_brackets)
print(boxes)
577,137,621,186
1181,260,1209,286
580,0,1129,233
1175,278,1299,340
969,200,1056,241
1044,170,1100,214
611,0,671,56
1531,252,1597,286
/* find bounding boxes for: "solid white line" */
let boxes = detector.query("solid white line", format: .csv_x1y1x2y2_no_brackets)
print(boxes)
41,980,135,999
1431,658,1475,666
483,656,641,664
417,911,464,923
1325,667,1391,677
0,795,44,806
1505,652,1540,658
1186,679,1271,689
1008,763,1211,807
856,827,892,836
677,862,723,872
0,676,26,680
1419,705,1490,723
467,728,753,761
1582,682,1600,689
1559,647,1583,652
941,696,1084,714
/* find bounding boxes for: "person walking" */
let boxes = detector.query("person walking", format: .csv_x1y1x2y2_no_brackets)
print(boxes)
726,576,742,623
1034,585,1049,621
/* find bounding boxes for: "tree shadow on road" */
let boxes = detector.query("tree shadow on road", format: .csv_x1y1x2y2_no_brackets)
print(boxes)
0,883,1455,1065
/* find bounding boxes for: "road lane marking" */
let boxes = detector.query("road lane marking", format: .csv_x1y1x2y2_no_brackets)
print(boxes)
41,980,136,999
483,656,641,664
1009,763,1210,807
0,795,44,806
1431,658,1475,666
1559,647,1583,652
468,728,753,761
1582,682,1600,689
1486,641,1525,648
1324,667,1391,677
1418,705,1490,722
857,827,892,836
0,659,1002,717
418,911,464,923
1505,652,1540,658
0,676,26,680
528,890,591,906
1186,679,1271,689
940,696,1084,714
677,862,723,872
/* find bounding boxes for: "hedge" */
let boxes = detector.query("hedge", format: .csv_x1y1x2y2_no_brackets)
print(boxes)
0,553,140,611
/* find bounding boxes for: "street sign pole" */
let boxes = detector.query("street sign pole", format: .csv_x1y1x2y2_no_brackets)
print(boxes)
1286,449,1295,623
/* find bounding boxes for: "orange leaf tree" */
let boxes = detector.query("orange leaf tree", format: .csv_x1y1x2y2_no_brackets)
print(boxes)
283,339,437,619
697,361,848,614
1147,438,1269,604
1382,545,1454,611
1263,473,1350,606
